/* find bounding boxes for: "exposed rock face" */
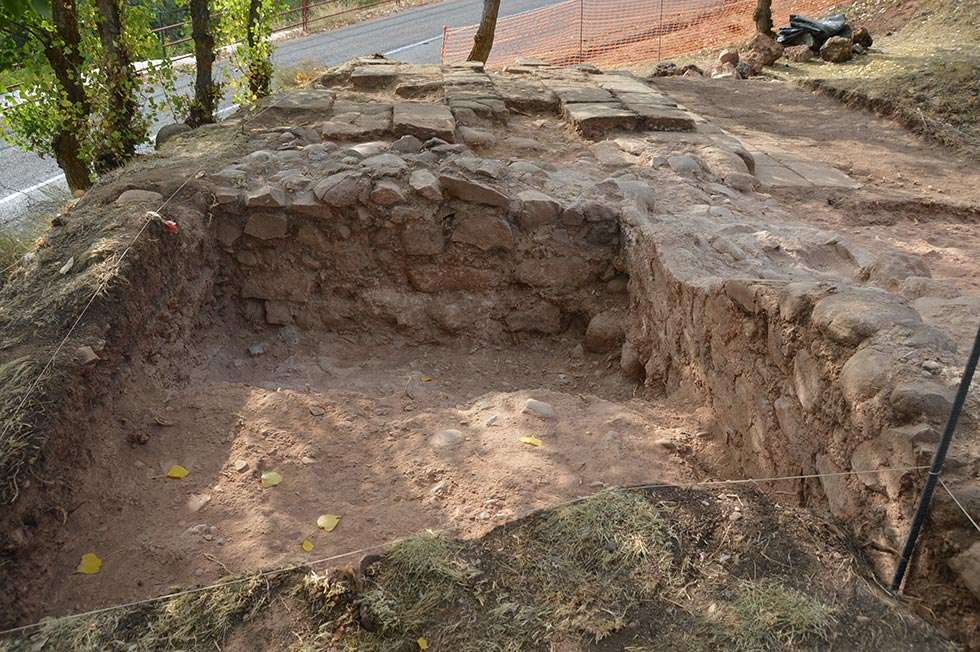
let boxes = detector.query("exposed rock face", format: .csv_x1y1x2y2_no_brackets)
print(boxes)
820,36,853,63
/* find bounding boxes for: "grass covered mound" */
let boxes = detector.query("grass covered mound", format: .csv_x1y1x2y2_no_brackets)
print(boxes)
5,487,952,651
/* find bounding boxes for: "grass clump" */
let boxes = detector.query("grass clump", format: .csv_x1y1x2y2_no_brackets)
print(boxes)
0,357,49,502
10,572,291,652
728,579,836,651
345,491,678,651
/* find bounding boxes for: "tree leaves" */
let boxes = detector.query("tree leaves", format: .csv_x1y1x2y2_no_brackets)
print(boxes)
77,552,102,574
316,514,340,532
166,464,190,479
519,436,543,447
260,470,282,488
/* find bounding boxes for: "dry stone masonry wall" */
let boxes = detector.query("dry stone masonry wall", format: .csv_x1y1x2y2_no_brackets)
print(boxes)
178,57,978,603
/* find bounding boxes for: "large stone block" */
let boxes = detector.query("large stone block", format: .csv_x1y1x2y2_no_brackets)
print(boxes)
393,103,456,142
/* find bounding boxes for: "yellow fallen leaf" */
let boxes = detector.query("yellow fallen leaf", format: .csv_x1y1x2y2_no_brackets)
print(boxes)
417,638,429,650
166,465,189,479
302,539,314,552
317,514,341,532
420,375,432,382
78,553,102,575
260,471,282,488
520,436,543,447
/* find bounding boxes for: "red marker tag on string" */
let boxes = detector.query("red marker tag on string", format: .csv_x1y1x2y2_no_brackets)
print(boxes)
146,210,178,235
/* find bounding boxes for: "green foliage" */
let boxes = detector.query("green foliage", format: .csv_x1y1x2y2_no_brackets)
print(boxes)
216,0,284,102
0,0,188,181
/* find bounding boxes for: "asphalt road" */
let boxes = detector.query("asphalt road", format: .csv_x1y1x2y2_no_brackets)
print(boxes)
0,0,563,227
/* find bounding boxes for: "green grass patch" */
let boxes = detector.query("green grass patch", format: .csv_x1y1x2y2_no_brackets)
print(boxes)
729,579,836,651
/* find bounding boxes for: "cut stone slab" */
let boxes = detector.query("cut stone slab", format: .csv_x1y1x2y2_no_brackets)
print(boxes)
772,155,863,190
626,104,695,131
393,103,456,142
550,85,616,104
394,77,445,98
594,75,655,93
752,152,812,189
517,189,561,230
493,78,559,113
438,174,509,208
350,64,404,89
320,103,392,140
262,88,335,116
563,103,639,138
409,169,442,201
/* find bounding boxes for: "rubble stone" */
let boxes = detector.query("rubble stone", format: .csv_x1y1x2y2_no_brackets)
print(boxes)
820,36,853,63
369,180,405,206
313,171,363,206
409,169,442,201
116,189,163,205
852,26,873,48
438,174,509,207
516,190,561,230
401,221,445,256
451,214,514,251
584,310,625,353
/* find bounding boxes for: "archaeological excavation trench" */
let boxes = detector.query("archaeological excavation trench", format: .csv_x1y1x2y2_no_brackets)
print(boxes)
1,58,977,642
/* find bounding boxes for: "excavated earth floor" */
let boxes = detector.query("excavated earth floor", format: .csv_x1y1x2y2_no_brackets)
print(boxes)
1,57,978,647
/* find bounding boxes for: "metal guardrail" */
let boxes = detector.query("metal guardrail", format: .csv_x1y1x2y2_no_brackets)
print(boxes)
151,0,403,60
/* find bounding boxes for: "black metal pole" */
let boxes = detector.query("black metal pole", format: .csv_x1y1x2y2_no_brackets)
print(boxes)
891,323,980,591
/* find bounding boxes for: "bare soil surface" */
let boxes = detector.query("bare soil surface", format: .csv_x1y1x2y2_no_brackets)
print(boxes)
658,76,980,345
30,327,700,619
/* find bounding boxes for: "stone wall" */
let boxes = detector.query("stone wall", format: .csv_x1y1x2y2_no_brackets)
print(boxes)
621,205,978,586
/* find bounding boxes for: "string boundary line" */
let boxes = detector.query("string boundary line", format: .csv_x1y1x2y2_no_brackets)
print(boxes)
940,477,980,533
0,463,930,637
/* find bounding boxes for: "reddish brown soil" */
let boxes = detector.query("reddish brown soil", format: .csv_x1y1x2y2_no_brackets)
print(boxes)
29,328,700,619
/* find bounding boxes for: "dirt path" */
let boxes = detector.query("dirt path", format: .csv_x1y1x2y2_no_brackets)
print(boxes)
657,79,980,292
31,328,700,618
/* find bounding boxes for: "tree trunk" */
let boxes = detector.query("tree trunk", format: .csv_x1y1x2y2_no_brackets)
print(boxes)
186,0,218,127
94,0,141,171
753,0,774,38
245,0,271,98
467,0,501,63
46,0,93,191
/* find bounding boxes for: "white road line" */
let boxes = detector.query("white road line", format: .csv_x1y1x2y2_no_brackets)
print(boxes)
384,34,442,56
0,174,65,207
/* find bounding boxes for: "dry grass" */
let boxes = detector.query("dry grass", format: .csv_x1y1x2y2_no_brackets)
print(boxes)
3,487,953,651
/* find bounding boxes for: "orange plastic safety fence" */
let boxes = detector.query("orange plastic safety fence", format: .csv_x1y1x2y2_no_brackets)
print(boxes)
441,0,840,67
